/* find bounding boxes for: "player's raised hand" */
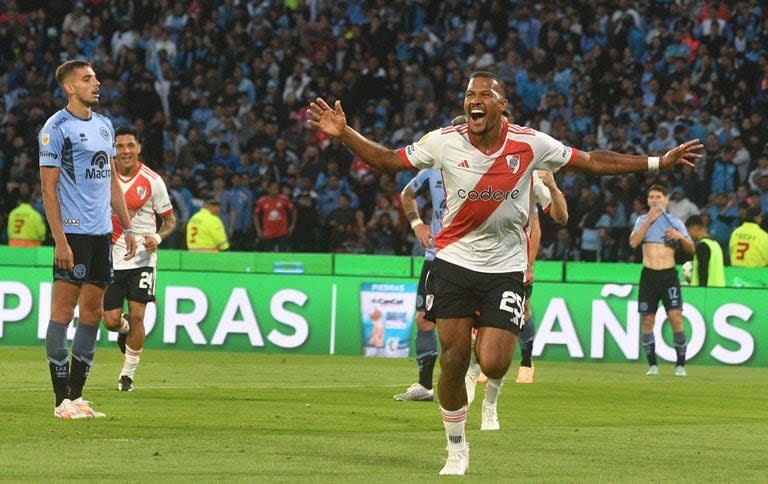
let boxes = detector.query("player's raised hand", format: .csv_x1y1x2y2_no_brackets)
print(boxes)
647,206,664,223
308,98,346,137
665,227,686,241
536,170,557,189
660,139,704,170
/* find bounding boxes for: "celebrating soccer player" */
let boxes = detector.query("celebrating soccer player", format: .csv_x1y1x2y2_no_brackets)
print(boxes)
103,126,176,392
309,71,702,475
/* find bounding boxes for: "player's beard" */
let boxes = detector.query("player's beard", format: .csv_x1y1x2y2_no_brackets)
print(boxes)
77,91,100,107
468,113,499,138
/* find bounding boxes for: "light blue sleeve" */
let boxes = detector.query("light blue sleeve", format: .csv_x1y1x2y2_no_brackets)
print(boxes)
408,170,429,197
39,122,63,168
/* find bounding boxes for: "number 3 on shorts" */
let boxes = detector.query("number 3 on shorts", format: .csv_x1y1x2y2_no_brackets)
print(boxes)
499,291,524,328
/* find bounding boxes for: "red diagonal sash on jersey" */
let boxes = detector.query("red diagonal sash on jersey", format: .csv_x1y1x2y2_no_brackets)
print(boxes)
111,170,152,243
435,140,533,251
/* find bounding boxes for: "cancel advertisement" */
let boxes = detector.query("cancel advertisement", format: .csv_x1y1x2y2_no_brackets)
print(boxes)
0,270,764,367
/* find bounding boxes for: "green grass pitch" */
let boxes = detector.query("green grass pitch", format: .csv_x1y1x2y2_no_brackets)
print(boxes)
0,346,766,482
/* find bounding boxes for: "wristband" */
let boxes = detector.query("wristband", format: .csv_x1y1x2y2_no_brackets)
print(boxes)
410,218,424,230
123,226,137,235
151,233,162,244
647,156,660,175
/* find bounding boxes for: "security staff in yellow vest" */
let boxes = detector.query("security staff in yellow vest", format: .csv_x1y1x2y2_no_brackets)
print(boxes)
7,191,47,247
186,199,230,252
729,208,768,268
685,215,725,287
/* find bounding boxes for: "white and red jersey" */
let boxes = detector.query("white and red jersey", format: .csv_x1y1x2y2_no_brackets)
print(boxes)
112,162,174,270
399,119,578,273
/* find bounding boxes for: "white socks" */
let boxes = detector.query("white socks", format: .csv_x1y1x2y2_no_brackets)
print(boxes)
441,406,468,451
484,378,504,405
121,345,142,379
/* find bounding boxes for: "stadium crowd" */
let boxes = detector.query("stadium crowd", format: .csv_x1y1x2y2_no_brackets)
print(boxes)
1,0,767,263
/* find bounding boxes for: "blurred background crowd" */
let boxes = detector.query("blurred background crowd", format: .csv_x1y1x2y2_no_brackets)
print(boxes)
1,0,767,263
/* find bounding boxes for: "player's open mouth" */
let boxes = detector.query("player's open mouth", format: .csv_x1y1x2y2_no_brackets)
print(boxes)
469,109,485,121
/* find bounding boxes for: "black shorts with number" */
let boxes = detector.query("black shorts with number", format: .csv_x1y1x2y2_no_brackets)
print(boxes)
415,259,433,312
525,283,533,300
103,267,157,310
638,267,682,315
53,233,113,285
424,258,526,334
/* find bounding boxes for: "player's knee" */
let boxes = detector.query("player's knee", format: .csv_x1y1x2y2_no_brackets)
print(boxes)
479,359,511,380
102,311,120,330
52,307,76,324
641,315,655,331
440,344,471,375
416,313,435,331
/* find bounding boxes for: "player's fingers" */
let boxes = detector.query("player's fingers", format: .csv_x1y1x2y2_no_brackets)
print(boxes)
315,98,331,111
682,139,700,148
307,103,323,117
335,99,344,115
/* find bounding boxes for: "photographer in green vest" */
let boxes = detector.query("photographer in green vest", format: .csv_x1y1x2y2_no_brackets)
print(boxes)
684,215,725,287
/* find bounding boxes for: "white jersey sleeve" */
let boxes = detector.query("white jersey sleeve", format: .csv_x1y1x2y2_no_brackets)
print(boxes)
399,128,445,170
531,129,579,173
151,174,174,217
532,172,552,211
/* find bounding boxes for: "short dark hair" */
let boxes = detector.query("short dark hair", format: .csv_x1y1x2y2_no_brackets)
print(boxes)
115,125,139,141
468,71,506,97
685,215,705,228
648,184,668,196
55,60,92,88
745,207,762,222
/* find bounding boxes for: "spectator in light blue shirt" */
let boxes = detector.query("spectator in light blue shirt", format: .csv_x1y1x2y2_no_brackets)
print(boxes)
708,192,740,249
220,173,254,251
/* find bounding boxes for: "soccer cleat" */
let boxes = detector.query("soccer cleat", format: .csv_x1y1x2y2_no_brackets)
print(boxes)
117,313,129,354
646,365,659,376
516,365,535,384
54,398,92,419
117,375,134,392
439,447,469,475
70,397,106,418
675,365,687,377
393,383,433,401
481,400,500,431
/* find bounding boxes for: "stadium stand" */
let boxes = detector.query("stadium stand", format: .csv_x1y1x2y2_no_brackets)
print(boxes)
1,0,766,263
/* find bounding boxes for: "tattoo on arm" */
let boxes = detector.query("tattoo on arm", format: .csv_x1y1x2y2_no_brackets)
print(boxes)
406,211,420,223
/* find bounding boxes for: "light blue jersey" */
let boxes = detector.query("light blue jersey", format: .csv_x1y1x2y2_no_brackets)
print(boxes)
633,208,691,246
408,169,445,261
39,109,116,235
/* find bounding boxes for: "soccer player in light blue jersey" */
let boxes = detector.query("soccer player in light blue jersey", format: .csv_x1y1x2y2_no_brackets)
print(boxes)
39,60,137,419
393,167,446,402
629,185,695,377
